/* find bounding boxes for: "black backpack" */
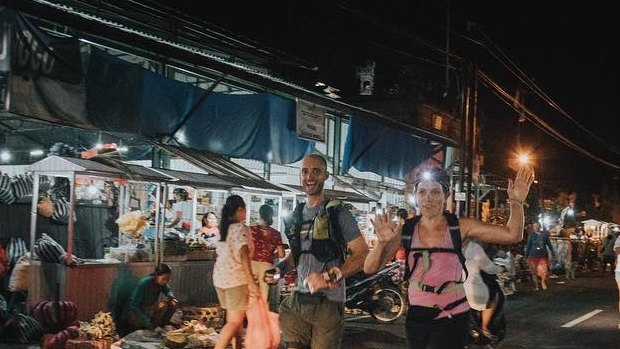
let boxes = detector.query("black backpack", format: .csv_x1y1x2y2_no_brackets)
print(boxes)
287,199,348,267
401,211,468,291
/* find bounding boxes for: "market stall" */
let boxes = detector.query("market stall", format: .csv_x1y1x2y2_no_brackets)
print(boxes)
25,156,174,322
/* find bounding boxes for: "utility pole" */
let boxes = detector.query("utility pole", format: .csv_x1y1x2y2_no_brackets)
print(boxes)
460,22,478,217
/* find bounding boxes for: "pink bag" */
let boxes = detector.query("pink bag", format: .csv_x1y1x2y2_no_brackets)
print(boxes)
246,296,280,349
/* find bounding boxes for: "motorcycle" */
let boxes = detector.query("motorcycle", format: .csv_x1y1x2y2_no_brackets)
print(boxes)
279,261,407,323
344,261,407,323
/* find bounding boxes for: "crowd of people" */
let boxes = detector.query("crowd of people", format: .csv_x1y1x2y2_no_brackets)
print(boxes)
113,153,620,349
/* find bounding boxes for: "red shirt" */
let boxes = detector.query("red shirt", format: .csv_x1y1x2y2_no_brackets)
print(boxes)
250,225,283,264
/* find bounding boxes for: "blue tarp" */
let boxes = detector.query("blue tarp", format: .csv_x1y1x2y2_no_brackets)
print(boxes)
138,69,314,164
86,49,143,132
341,117,433,180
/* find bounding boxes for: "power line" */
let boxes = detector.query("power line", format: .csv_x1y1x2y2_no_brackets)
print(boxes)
474,27,620,156
478,70,620,171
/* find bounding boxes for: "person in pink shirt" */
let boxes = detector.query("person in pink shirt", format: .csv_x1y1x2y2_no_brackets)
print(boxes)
250,204,285,301
364,165,534,349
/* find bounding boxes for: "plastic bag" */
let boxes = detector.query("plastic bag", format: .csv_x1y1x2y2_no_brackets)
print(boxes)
9,253,30,292
245,296,280,349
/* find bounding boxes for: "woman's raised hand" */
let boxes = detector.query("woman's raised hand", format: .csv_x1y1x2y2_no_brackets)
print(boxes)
507,166,535,204
371,210,401,244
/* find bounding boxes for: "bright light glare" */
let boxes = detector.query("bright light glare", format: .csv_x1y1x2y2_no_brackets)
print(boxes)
30,149,44,156
0,151,10,161
518,154,529,165
117,146,128,152
422,171,432,180
567,209,574,216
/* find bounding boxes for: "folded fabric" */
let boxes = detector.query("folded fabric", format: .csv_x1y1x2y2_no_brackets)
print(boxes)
34,234,66,263
11,174,34,200
0,173,15,205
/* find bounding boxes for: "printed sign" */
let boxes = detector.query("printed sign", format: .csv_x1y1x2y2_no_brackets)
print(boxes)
296,99,325,142
455,192,466,201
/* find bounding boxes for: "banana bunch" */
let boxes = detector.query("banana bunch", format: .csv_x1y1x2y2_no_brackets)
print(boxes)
78,311,115,339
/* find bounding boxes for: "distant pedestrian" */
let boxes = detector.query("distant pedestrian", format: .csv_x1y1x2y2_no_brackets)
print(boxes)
610,204,620,329
524,222,556,291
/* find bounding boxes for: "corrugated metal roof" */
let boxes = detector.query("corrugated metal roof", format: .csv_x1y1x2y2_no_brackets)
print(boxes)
27,156,125,174
154,143,290,193
10,0,457,146
148,167,236,189
27,156,173,182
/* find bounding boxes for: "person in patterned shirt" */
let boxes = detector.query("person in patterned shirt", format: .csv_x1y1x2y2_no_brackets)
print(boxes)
213,195,259,349
250,204,286,301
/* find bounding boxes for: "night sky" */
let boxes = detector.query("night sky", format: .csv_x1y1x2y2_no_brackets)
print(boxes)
161,0,620,194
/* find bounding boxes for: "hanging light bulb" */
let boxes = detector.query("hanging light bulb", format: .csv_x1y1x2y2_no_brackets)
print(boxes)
0,150,10,162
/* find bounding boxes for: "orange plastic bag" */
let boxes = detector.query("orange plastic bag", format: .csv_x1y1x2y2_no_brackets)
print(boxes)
246,296,280,349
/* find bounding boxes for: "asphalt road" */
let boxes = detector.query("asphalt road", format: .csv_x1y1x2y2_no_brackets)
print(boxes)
1,271,617,348
342,271,620,349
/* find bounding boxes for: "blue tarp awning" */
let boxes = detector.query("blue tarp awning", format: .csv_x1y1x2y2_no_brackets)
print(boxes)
341,116,434,180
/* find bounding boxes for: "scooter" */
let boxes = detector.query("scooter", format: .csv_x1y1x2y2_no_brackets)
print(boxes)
279,262,407,323
344,261,407,323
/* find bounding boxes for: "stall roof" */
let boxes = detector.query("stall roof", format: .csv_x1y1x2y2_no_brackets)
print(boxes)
581,219,605,226
283,184,374,204
147,168,237,189
154,143,291,193
27,156,125,175
26,156,172,182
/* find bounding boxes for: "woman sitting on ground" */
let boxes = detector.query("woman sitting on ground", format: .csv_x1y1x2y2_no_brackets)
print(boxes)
125,264,179,332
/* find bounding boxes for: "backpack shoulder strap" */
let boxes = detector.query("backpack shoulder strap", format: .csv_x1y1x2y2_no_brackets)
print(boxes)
289,202,306,266
402,215,420,281
325,199,348,263
401,215,420,247
444,211,468,280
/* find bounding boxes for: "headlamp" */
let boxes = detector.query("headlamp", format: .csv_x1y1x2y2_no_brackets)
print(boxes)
413,167,450,194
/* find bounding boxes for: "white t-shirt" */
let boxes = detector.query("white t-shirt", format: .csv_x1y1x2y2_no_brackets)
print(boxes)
613,235,620,272
463,241,504,311
213,223,250,288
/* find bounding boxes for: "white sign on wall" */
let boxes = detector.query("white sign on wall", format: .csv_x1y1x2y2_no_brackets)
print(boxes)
455,192,467,201
296,99,326,142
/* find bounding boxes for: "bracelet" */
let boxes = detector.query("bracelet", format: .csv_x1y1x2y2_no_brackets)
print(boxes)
509,199,524,205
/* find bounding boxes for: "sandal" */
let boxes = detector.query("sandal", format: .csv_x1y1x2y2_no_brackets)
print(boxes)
480,328,499,342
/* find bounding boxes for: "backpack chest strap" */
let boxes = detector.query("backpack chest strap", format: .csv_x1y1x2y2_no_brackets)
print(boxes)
410,279,464,294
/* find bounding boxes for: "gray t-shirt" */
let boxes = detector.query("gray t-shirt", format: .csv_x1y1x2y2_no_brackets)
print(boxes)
293,201,361,302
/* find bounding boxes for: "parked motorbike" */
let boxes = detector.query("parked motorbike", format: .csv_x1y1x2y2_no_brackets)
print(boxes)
344,261,407,323
279,262,407,323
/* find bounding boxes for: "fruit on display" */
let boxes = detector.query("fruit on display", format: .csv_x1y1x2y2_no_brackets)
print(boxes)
78,311,115,339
